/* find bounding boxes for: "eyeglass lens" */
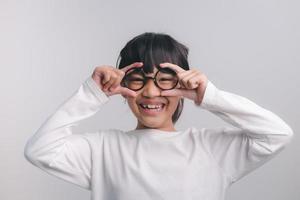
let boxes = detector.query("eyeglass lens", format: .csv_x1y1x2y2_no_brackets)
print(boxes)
122,67,178,91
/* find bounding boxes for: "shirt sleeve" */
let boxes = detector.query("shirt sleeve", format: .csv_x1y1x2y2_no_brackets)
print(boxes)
198,80,294,185
24,76,110,190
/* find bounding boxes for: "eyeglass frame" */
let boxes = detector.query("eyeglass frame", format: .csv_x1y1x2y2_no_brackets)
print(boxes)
121,66,179,91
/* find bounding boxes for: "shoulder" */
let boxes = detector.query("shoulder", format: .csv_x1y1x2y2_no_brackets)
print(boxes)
187,126,231,144
74,129,124,146
81,128,124,136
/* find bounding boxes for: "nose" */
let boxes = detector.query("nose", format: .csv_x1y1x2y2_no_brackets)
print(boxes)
141,79,161,98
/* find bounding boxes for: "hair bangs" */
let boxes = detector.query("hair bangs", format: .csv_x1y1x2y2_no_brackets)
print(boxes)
117,32,189,74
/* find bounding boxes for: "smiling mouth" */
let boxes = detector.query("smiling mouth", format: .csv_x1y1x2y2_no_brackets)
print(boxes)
139,104,166,115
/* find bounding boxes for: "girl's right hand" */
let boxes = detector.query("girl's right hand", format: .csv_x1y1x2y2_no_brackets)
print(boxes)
91,62,143,97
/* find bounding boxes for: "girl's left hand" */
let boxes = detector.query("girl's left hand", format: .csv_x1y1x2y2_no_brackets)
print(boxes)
159,62,208,106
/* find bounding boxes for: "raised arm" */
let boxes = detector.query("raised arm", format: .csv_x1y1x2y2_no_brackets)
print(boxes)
24,76,110,190
198,80,294,185
24,62,144,190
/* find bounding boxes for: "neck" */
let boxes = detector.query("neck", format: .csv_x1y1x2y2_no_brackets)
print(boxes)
135,121,176,132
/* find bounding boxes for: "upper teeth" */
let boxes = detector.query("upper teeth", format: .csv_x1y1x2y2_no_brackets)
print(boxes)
141,104,163,109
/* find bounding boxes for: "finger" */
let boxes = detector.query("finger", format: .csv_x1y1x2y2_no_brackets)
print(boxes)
177,69,198,80
102,73,118,91
181,71,200,89
159,62,186,73
176,70,193,88
176,69,194,79
104,79,116,91
109,76,122,91
187,75,201,89
120,62,143,73
194,78,208,105
161,88,187,97
101,72,111,85
119,87,137,97
162,88,198,102
179,71,199,89
103,72,119,90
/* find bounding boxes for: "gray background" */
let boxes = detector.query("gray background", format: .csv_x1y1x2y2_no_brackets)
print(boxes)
1,0,299,199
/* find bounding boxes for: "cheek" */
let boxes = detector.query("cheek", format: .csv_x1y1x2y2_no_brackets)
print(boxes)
127,98,138,111
127,97,144,119
167,97,180,113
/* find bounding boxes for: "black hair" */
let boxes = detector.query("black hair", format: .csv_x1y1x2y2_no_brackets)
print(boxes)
116,32,190,124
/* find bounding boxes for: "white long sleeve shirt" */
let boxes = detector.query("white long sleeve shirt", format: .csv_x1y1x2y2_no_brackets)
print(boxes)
24,76,294,200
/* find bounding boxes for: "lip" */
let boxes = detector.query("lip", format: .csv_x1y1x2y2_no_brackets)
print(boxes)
138,103,166,116
138,99,167,105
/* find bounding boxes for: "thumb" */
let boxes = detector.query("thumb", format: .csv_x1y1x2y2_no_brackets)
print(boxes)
161,88,186,97
161,88,197,101
119,87,137,98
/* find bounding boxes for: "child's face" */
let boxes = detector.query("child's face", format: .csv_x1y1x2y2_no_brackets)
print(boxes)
125,66,181,131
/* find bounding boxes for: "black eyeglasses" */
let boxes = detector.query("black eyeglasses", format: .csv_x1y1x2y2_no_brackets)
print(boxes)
121,67,179,91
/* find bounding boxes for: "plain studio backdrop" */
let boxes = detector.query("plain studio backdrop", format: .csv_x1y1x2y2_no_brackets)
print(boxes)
0,0,299,199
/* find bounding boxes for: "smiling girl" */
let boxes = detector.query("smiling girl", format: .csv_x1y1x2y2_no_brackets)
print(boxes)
24,32,294,200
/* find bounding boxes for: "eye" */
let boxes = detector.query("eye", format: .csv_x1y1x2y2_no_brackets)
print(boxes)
159,78,174,81
128,78,144,81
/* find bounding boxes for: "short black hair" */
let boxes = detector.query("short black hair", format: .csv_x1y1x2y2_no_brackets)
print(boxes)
116,32,190,124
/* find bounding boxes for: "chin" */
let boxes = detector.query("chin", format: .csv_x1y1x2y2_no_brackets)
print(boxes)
138,119,163,129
